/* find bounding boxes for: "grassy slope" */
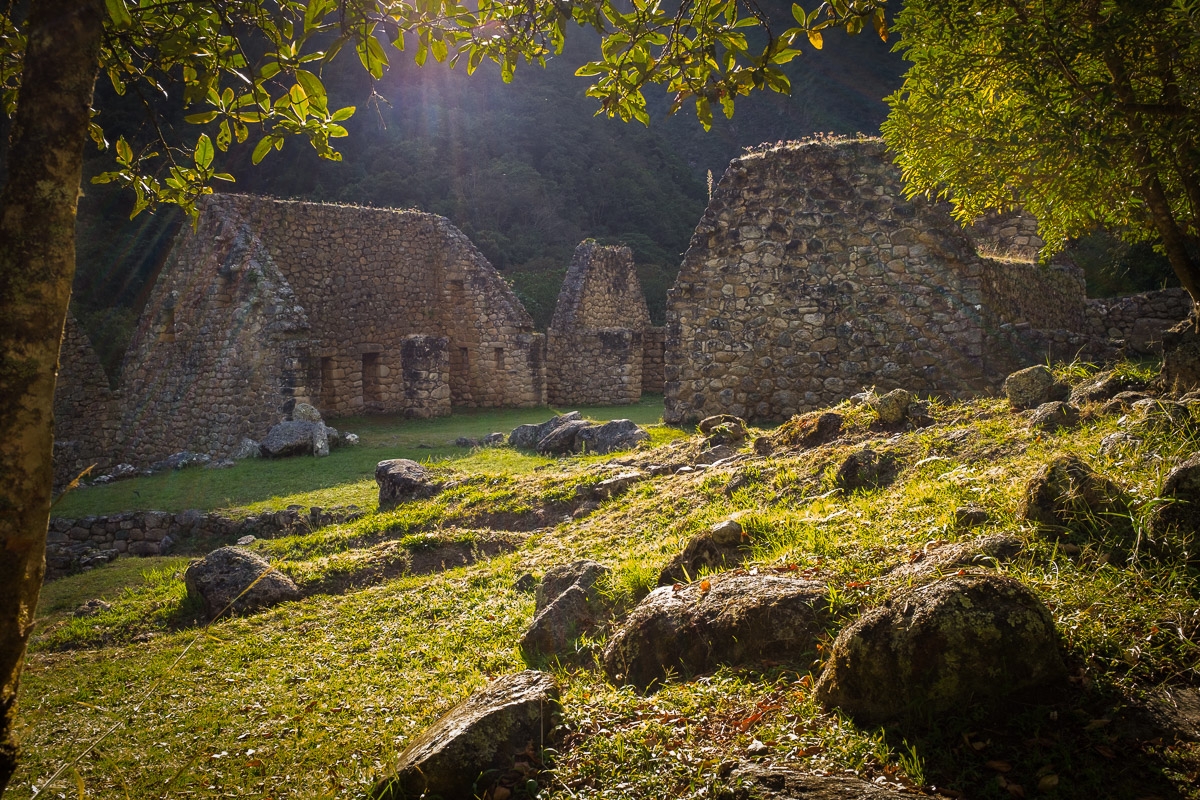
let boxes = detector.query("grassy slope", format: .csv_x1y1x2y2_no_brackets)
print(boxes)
14,370,1200,800
52,398,667,518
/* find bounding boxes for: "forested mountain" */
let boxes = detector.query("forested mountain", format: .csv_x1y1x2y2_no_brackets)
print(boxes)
71,7,906,378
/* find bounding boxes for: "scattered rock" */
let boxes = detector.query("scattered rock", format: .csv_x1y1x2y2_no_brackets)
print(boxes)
312,423,330,458
1004,365,1066,410
236,535,256,546
292,402,323,423
184,546,300,620
232,438,261,460
834,448,897,493
581,471,646,501
1129,398,1194,430
153,451,211,471
773,411,843,449
509,411,582,449
535,560,609,613
455,436,481,448
536,419,592,455
369,671,560,800
1098,432,1142,456
1028,400,1081,432
1020,454,1131,538
73,599,112,618
602,574,830,691
695,444,738,465
1100,390,1152,415
884,534,1024,586
814,574,1065,723
484,432,506,446
954,505,992,528
1070,370,1145,404
520,585,600,655
1160,317,1200,393
699,414,748,448
343,432,360,447
1145,452,1200,565
752,436,774,456
575,418,651,454
513,572,537,593
869,388,914,425
205,458,236,470
658,517,752,585
714,763,921,800
260,420,321,458
95,463,138,483
375,459,442,512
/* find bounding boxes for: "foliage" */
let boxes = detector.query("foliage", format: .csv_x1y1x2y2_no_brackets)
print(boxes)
881,0,1200,300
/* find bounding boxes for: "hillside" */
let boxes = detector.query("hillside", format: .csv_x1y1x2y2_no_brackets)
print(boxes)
14,359,1200,799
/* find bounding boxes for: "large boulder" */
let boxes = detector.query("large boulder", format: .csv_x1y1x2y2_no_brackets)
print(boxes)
815,574,1065,724
773,410,843,450
260,420,320,458
869,388,915,425
1019,454,1130,538
658,517,752,585
370,671,560,800
1070,370,1145,404
536,419,592,455
1028,400,1081,432
575,418,651,454
714,763,920,800
184,547,300,620
509,411,582,450
602,574,830,691
535,559,610,612
1146,452,1200,565
375,459,442,511
834,448,897,493
520,585,600,656
1004,365,1066,410
292,402,323,423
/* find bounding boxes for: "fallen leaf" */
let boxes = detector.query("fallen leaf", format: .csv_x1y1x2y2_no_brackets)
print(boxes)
699,579,712,593
1006,783,1027,798
986,760,1013,772
1094,745,1117,759
1037,774,1059,791
1083,718,1110,731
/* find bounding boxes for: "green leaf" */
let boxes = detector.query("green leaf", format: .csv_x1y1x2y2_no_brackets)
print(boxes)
184,111,219,124
104,0,132,29
294,70,325,102
115,136,133,166
217,120,231,151
331,106,355,122
251,135,276,165
194,134,214,169
696,96,713,131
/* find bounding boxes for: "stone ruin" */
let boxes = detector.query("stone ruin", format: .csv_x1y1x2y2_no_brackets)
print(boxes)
55,194,548,474
547,241,665,405
664,137,1192,423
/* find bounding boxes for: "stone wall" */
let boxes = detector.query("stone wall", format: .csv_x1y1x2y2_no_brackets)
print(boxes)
46,505,363,578
547,241,659,405
664,138,993,424
54,314,121,486
968,210,1044,261
641,327,667,394
108,194,546,464
979,256,1089,332
1085,288,1194,354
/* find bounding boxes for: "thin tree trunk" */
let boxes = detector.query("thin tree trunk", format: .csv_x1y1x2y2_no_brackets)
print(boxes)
0,0,103,793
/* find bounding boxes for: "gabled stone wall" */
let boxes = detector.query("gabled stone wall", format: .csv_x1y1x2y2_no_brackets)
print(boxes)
547,241,662,405
664,138,993,424
53,314,120,486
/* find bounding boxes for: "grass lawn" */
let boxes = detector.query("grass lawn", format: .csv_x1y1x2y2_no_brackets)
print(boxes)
51,396,671,518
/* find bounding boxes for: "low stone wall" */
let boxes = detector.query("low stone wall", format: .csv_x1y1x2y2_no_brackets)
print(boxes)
1084,288,1193,354
980,257,1088,332
547,328,645,406
46,505,364,578
984,324,1121,377
641,326,666,394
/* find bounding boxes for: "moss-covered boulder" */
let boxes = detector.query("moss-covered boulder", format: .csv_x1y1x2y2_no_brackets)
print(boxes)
370,671,560,800
602,574,829,692
1019,454,1130,538
184,546,300,620
814,574,1065,724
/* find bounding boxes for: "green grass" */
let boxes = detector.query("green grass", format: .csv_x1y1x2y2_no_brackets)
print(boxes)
15,370,1200,799
51,397,672,518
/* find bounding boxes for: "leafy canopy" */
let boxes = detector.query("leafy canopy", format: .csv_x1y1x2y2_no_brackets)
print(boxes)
0,0,881,219
881,0,1200,260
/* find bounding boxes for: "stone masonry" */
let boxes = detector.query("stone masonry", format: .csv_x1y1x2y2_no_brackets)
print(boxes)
664,138,1189,424
547,241,665,405
111,194,545,464
53,314,121,487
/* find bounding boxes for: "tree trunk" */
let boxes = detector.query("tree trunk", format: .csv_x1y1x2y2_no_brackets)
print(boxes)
0,0,103,793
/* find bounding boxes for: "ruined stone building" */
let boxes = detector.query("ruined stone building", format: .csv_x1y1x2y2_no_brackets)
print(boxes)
663,137,1191,424
53,314,122,486
546,241,665,405
67,194,546,467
